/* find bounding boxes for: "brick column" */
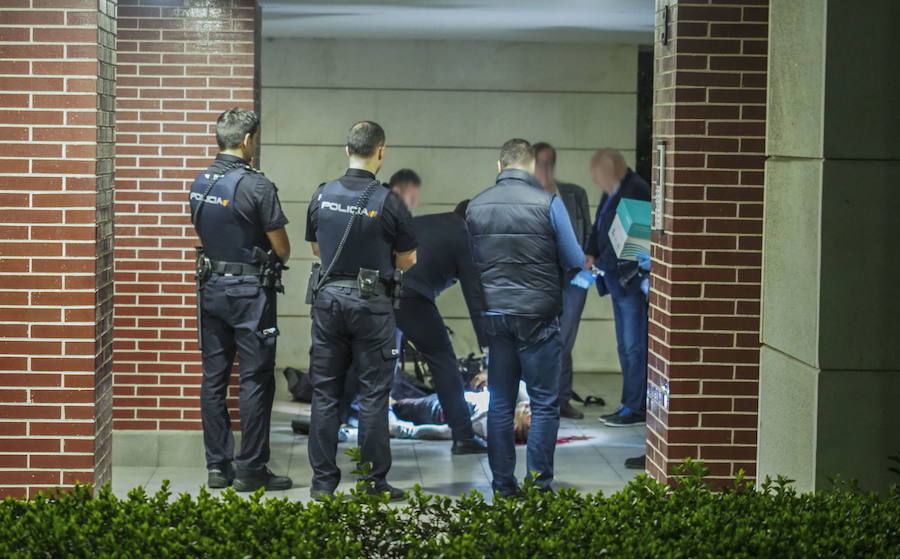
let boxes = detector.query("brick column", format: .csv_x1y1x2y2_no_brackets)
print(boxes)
0,0,116,498
113,1,259,431
648,0,768,485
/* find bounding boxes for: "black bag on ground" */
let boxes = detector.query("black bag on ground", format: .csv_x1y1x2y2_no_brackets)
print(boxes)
283,367,313,403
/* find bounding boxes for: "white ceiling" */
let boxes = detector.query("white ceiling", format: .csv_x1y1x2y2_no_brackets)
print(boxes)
260,0,655,43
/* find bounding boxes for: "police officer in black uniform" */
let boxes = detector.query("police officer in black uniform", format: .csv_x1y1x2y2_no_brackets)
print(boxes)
188,107,293,492
305,121,417,500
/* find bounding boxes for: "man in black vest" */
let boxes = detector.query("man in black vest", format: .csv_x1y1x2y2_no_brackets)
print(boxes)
396,199,489,454
533,142,592,420
466,139,585,497
188,107,292,492
585,148,651,427
305,121,417,500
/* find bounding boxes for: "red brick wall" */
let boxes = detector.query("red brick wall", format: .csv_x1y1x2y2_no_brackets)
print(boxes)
647,0,767,485
0,0,115,498
113,0,259,430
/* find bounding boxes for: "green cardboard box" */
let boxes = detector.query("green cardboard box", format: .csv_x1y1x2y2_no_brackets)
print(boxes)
608,198,651,260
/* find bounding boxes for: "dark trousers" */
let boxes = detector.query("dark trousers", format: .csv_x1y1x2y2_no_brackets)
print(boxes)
308,285,396,491
603,272,649,416
199,274,277,475
485,314,561,493
393,393,446,426
396,295,476,441
559,281,587,403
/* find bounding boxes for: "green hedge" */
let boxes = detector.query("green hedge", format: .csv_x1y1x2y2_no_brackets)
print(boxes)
2,463,898,558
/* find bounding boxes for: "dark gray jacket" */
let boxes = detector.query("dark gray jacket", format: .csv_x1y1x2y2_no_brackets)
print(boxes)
466,169,562,318
557,181,591,251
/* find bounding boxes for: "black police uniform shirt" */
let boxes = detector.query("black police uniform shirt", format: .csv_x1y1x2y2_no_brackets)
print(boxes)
201,153,289,252
304,168,416,257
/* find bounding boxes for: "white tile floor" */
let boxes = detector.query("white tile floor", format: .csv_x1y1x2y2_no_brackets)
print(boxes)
112,373,645,501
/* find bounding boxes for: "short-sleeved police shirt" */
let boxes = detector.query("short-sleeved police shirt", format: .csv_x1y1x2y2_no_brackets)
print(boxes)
209,153,289,235
304,168,417,253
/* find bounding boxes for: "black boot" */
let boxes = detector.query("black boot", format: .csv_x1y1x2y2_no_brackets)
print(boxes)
560,400,584,420
207,462,235,488
452,436,488,455
362,482,406,501
291,414,311,435
624,455,646,470
233,468,293,492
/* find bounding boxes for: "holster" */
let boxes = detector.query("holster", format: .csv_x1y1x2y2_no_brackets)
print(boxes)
305,261,322,305
195,247,212,284
194,247,211,352
253,246,287,293
357,268,379,299
391,269,404,310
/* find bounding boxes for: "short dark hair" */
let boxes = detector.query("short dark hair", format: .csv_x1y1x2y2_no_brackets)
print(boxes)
532,141,556,165
453,199,469,217
389,168,421,189
347,121,385,158
499,138,534,168
216,107,259,150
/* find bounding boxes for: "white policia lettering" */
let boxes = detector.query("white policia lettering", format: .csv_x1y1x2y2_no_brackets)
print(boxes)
321,200,377,217
190,191,229,206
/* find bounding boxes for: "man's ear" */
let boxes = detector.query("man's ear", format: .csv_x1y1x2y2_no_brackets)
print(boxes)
377,144,385,161
497,160,503,173
242,133,255,161
345,145,351,158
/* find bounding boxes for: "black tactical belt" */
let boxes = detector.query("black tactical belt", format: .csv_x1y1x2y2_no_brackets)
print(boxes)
322,278,389,295
209,260,261,276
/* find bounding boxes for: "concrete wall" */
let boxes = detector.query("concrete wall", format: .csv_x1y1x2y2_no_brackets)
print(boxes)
759,0,900,492
260,37,640,372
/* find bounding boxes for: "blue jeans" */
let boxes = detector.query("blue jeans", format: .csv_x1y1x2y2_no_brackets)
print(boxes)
559,280,587,403
485,314,561,493
603,272,649,416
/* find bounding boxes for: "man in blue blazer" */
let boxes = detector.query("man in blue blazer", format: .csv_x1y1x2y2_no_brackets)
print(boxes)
584,149,651,427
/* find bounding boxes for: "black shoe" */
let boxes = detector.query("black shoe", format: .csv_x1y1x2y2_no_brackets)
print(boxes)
362,483,406,501
559,400,584,420
492,487,523,501
309,487,336,500
207,463,235,488
291,414,311,435
624,455,646,470
602,409,646,427
233,468,293,492
452,436,488,455
600,407,623,421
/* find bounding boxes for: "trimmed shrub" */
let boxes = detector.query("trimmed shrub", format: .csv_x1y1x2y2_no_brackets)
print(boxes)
1,464,898,558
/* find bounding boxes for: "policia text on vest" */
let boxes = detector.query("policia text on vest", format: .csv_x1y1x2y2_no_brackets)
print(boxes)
187,107,293,493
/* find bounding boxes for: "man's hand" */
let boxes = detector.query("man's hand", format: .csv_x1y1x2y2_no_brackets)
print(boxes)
636,252,651,272
570,269,597,290
583,254,595,270
395,248,417,271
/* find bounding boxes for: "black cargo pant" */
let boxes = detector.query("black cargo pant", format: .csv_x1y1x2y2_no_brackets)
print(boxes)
199,274,277,475
396,295,476,442
308,285,397,491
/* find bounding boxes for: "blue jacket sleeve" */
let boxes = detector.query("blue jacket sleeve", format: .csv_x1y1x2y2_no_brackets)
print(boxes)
549,196,585,272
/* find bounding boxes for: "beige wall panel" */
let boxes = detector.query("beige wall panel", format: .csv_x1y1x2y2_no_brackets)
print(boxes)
265,88,635,151
262,38,637,93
